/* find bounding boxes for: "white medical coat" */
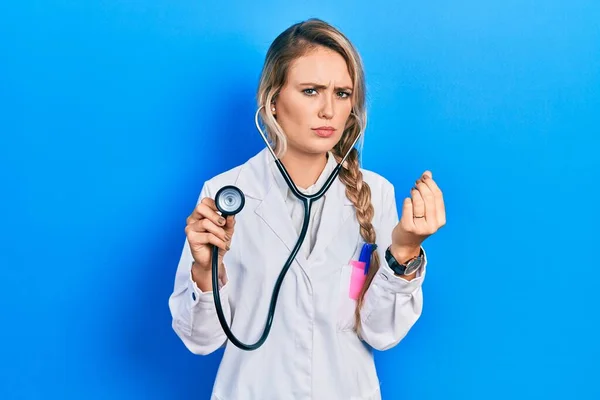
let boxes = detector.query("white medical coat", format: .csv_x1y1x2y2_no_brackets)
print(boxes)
169,148,427,400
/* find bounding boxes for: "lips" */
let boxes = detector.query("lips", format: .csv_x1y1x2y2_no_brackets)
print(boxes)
312,127,336,138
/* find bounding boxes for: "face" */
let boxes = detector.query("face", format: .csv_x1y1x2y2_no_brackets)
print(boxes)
272,46,354,157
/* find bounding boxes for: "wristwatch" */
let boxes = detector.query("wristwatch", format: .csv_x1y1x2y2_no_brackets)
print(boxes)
385,246,424,276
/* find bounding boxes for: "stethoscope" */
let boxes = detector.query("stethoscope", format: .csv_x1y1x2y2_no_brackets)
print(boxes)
210,105,365,351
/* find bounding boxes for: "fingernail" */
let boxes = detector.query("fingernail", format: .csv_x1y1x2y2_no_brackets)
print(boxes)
219,217,226,225
226,244,231,250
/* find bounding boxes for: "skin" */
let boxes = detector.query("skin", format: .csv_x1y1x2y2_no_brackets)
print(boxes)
272,46,354,189
187,46,446,290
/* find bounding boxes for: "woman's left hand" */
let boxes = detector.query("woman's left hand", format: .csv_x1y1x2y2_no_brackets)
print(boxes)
390,171,446,262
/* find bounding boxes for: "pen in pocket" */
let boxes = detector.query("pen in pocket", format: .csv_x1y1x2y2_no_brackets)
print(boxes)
359,243,377,275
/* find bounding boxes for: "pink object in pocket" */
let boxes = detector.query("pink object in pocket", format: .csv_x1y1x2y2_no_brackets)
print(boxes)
349,260,367,300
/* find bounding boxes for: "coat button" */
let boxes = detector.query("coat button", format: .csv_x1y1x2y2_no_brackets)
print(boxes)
192,292,197,301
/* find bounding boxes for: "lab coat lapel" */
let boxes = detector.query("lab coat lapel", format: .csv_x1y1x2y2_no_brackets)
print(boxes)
308,176,355,261
239,149,353,273
254,184,310,268
251,151,310,272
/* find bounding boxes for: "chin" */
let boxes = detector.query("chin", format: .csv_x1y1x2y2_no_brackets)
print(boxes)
304,138,338,155
287,133,340,157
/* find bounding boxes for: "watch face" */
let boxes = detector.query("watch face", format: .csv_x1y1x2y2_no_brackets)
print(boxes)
404,258,423,275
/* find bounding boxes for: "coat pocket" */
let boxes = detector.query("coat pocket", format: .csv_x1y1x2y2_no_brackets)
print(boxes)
348,260,367,300
337,261,367,331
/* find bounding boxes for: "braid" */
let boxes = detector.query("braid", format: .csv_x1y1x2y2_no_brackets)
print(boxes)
333,147,380,335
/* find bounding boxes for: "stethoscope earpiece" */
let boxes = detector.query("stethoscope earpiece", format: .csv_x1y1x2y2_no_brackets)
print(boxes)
215,185,245,217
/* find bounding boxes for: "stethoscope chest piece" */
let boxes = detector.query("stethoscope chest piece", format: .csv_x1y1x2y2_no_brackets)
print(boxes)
215,185,245,217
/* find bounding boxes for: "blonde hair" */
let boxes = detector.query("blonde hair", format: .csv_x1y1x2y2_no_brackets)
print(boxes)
256,18,380,334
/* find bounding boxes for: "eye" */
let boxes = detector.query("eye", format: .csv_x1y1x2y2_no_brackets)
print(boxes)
303,88,317,96
337,91,351,99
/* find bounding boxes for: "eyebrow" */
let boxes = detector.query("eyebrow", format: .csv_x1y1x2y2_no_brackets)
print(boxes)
298,82,353,91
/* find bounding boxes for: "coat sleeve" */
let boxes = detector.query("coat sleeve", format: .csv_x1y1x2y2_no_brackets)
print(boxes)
358,182,427,351
168,181,233,355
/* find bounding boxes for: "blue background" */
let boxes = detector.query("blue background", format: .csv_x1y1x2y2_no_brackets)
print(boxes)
1,1,599,399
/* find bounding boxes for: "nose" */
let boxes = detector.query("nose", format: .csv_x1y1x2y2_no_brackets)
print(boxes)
318,93,335,120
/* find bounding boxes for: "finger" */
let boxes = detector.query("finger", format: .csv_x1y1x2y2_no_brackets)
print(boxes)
189,231,229,252
437,196,446,227
401,197,416,229
218,262,229,286
223,215,236,237
420,171,437,191
415,179,437,225
421,174,446,226
200,196,218,209
422,170,433,179
188,218,229,242
187,199,226,227
411,187,426,221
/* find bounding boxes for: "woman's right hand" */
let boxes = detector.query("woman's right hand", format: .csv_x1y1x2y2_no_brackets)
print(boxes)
185,197,235,289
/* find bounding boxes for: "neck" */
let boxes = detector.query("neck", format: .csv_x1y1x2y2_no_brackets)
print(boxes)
280,150,328,190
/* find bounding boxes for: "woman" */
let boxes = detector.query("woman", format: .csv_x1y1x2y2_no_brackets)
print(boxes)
169,18,446,400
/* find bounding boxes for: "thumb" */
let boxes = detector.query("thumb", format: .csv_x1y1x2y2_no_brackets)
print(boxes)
224,215,236,235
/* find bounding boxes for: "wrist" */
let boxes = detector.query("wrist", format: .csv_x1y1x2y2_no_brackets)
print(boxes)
191,262,213,292
389,244,421,264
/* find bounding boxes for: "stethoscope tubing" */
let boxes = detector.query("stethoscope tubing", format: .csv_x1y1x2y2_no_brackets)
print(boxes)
210,105,364,350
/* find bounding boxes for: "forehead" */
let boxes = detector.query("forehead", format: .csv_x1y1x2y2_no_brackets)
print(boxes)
287,47,352,85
